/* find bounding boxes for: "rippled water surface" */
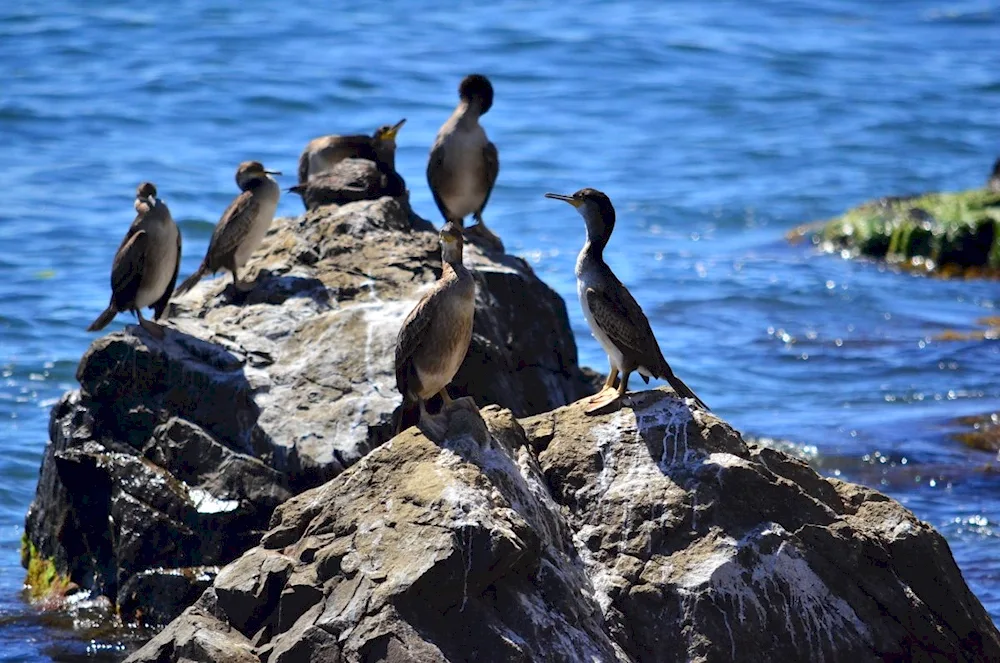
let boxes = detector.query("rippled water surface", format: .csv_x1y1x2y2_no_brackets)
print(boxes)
2,1,999,659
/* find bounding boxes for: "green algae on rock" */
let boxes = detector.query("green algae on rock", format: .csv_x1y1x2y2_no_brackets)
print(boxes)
811,188,1000,276
21,536,73,603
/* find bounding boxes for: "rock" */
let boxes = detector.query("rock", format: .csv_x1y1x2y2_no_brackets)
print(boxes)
289,158,407,210
128,390,1000,662
127,401,622,663
801,188,1000,277
24,196,594,625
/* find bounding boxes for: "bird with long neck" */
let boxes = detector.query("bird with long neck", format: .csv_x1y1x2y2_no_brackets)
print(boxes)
545,188,709,414
174,160,280,296
427,74,503,252
87,182,182,339
393,223,476,433
297,118,405,191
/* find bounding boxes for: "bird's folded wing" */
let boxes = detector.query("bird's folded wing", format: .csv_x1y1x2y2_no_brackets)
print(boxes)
477,141,499,215
296,148,310,185
153,227,182,319
111,229,148,305
585,286,656,359
426,142,453,219
395,291,441,390
209,191,260,258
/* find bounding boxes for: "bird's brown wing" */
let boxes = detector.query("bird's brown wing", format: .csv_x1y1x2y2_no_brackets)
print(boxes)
426,139,454,222
585,283,661,366
475,140,499,217
110,228,148,311
152,225,181,320
205,191,259,271
395,290,441,399
297,147,310,185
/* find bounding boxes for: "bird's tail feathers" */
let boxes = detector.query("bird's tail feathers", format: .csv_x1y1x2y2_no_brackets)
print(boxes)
173,264,206,296
86,306,117,332
665,372,710,412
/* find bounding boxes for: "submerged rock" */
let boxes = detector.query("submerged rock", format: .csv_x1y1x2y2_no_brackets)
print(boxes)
796,187,1000,277
23,196,594,625
128,389,1000,663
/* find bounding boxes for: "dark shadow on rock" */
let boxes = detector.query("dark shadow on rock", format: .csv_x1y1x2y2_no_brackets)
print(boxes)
229,271,332,309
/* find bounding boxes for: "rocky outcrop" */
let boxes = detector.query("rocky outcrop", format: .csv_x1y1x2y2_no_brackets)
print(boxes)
797,187,1000,277
23,196,594,625
128,390,1000,663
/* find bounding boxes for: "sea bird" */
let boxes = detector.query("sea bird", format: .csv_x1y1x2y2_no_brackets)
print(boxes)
394,224,476,433
288,157,406,211
544,188,709,414
87,182,181,339
174,161,280,296
297,119,405,187
427,74,502,251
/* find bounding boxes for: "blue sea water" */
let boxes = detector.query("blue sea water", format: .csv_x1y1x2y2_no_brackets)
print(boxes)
1,1,999,659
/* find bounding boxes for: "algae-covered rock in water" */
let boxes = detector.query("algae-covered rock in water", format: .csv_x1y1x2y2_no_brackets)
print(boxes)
23,196,594,626
809,188,1000,276
128,390,1000,663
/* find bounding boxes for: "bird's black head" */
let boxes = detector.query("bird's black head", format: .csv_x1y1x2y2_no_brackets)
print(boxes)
134,182,158,210
373,118,406,144
236,160,281,190
371,119,406,168
544,188,616,246
459,74,494,114
136,182,157,200
992,157,1000,178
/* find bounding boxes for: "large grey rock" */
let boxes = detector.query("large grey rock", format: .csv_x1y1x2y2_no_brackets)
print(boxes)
128,391,1000,663
24,196,594,625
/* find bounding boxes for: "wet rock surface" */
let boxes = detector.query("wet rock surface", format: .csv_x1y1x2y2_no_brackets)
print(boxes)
23,196,594,626
128,390,1000,663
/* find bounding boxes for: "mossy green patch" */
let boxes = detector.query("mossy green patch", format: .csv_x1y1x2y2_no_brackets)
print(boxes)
21,536,72,602
814,188,1000,276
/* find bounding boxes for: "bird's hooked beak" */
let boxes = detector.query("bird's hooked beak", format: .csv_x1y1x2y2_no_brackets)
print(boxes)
145,195,157,207
384,118,406,140
544,192,582,208
264,169,282,176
